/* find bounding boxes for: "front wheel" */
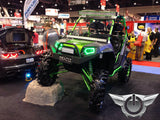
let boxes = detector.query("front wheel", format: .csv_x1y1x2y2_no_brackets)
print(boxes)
37,56,58,86
89,70,109,112
118,58,132,83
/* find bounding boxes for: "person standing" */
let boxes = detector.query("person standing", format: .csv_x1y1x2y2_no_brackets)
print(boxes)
32,29,39,46
153,28,160,57
42,23,59,50
60,21,65,35
135,29,148,61
127,31,136,60
145,27,155,61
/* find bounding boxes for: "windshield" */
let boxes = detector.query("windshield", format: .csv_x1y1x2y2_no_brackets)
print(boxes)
70,18,114,39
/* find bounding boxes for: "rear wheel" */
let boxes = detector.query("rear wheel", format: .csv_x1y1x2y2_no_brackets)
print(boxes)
37,56,58,86
118,58,132,83
89,70,109,112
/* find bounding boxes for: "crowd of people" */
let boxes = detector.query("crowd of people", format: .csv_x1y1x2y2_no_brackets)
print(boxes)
127,27,160,61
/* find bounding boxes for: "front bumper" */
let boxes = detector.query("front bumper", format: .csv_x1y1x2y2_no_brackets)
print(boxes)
52,53,98,64
0,55,41,78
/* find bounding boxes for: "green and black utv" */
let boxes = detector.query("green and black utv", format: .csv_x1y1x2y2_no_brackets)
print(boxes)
37,10,132,111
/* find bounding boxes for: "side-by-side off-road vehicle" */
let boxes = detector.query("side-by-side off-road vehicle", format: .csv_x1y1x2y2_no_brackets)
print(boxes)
37,10,132,111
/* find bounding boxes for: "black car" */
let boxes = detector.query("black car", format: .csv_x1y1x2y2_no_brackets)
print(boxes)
0,27,43,79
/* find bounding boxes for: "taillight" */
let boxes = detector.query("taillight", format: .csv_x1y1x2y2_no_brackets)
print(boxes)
1,52,18,59
36,50,43,55
11,53,18,58
1,53,10,59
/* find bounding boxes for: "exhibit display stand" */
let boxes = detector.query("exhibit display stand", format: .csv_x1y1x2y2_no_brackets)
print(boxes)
23,80,64,106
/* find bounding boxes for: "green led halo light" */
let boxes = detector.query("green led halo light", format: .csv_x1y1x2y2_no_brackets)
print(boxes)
55,41,63,50
83,47,96,55
55,41,60,48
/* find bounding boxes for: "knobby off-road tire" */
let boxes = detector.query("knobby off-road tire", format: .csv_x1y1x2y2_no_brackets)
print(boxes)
89,70,109,112
118,58,132,83
37,56,58,86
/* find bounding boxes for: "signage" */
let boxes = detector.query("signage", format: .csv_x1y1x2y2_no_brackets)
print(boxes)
69,0,86,5
45,9,58,16
28,15,40,22
144,15,160,21
14,12,21,17
58,14,70,19
109,93,159,118
24,0,39,20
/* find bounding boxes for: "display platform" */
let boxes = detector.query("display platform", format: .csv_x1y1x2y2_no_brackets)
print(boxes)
132,57,160,75
23,80,64,106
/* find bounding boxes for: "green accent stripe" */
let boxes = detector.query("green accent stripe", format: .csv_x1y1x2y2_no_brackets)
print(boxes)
72,17,81,32
108,20,115,42
81,74,91,91
82,68,93,82
49,70,68,78
115,52,120,63
127,66,131,77
109,66,122,77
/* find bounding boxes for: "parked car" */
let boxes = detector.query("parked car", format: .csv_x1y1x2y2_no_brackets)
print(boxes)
0,27,43,79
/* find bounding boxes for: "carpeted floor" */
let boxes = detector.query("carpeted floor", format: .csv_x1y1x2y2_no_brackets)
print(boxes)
0,71,159,120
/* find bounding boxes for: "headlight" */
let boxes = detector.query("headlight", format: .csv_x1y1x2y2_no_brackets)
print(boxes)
83,47,96,55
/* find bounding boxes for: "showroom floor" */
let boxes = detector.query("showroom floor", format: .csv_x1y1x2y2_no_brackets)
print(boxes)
0,68,160,120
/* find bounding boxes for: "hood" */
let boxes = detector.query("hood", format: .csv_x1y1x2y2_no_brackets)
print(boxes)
58,38,95,52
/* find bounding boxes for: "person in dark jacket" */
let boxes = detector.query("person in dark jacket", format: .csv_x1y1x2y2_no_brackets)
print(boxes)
153,28,160,57
145,27,155,61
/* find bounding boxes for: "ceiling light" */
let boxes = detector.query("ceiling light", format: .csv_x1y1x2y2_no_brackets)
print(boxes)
11,14,13,16
106,0,109,1
36,12,38,15
41,5,44,8
8,2,10,5
55,4,57,7
86,1,88,4
156,1,159,4
98,5,100,8
70,8,72,10
134,2,136,5
20,0,22,3
19,9,22,12
1,11,4,14
10,11,12,13
83,6,86,10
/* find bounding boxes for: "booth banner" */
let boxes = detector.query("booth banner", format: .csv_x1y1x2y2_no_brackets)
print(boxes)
69,0,86,5
14,12,21,17
28,15,40,22
134,22,160,36
45,9,58,16
58,14,70,19
24,0,39,21
144,16,160,21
